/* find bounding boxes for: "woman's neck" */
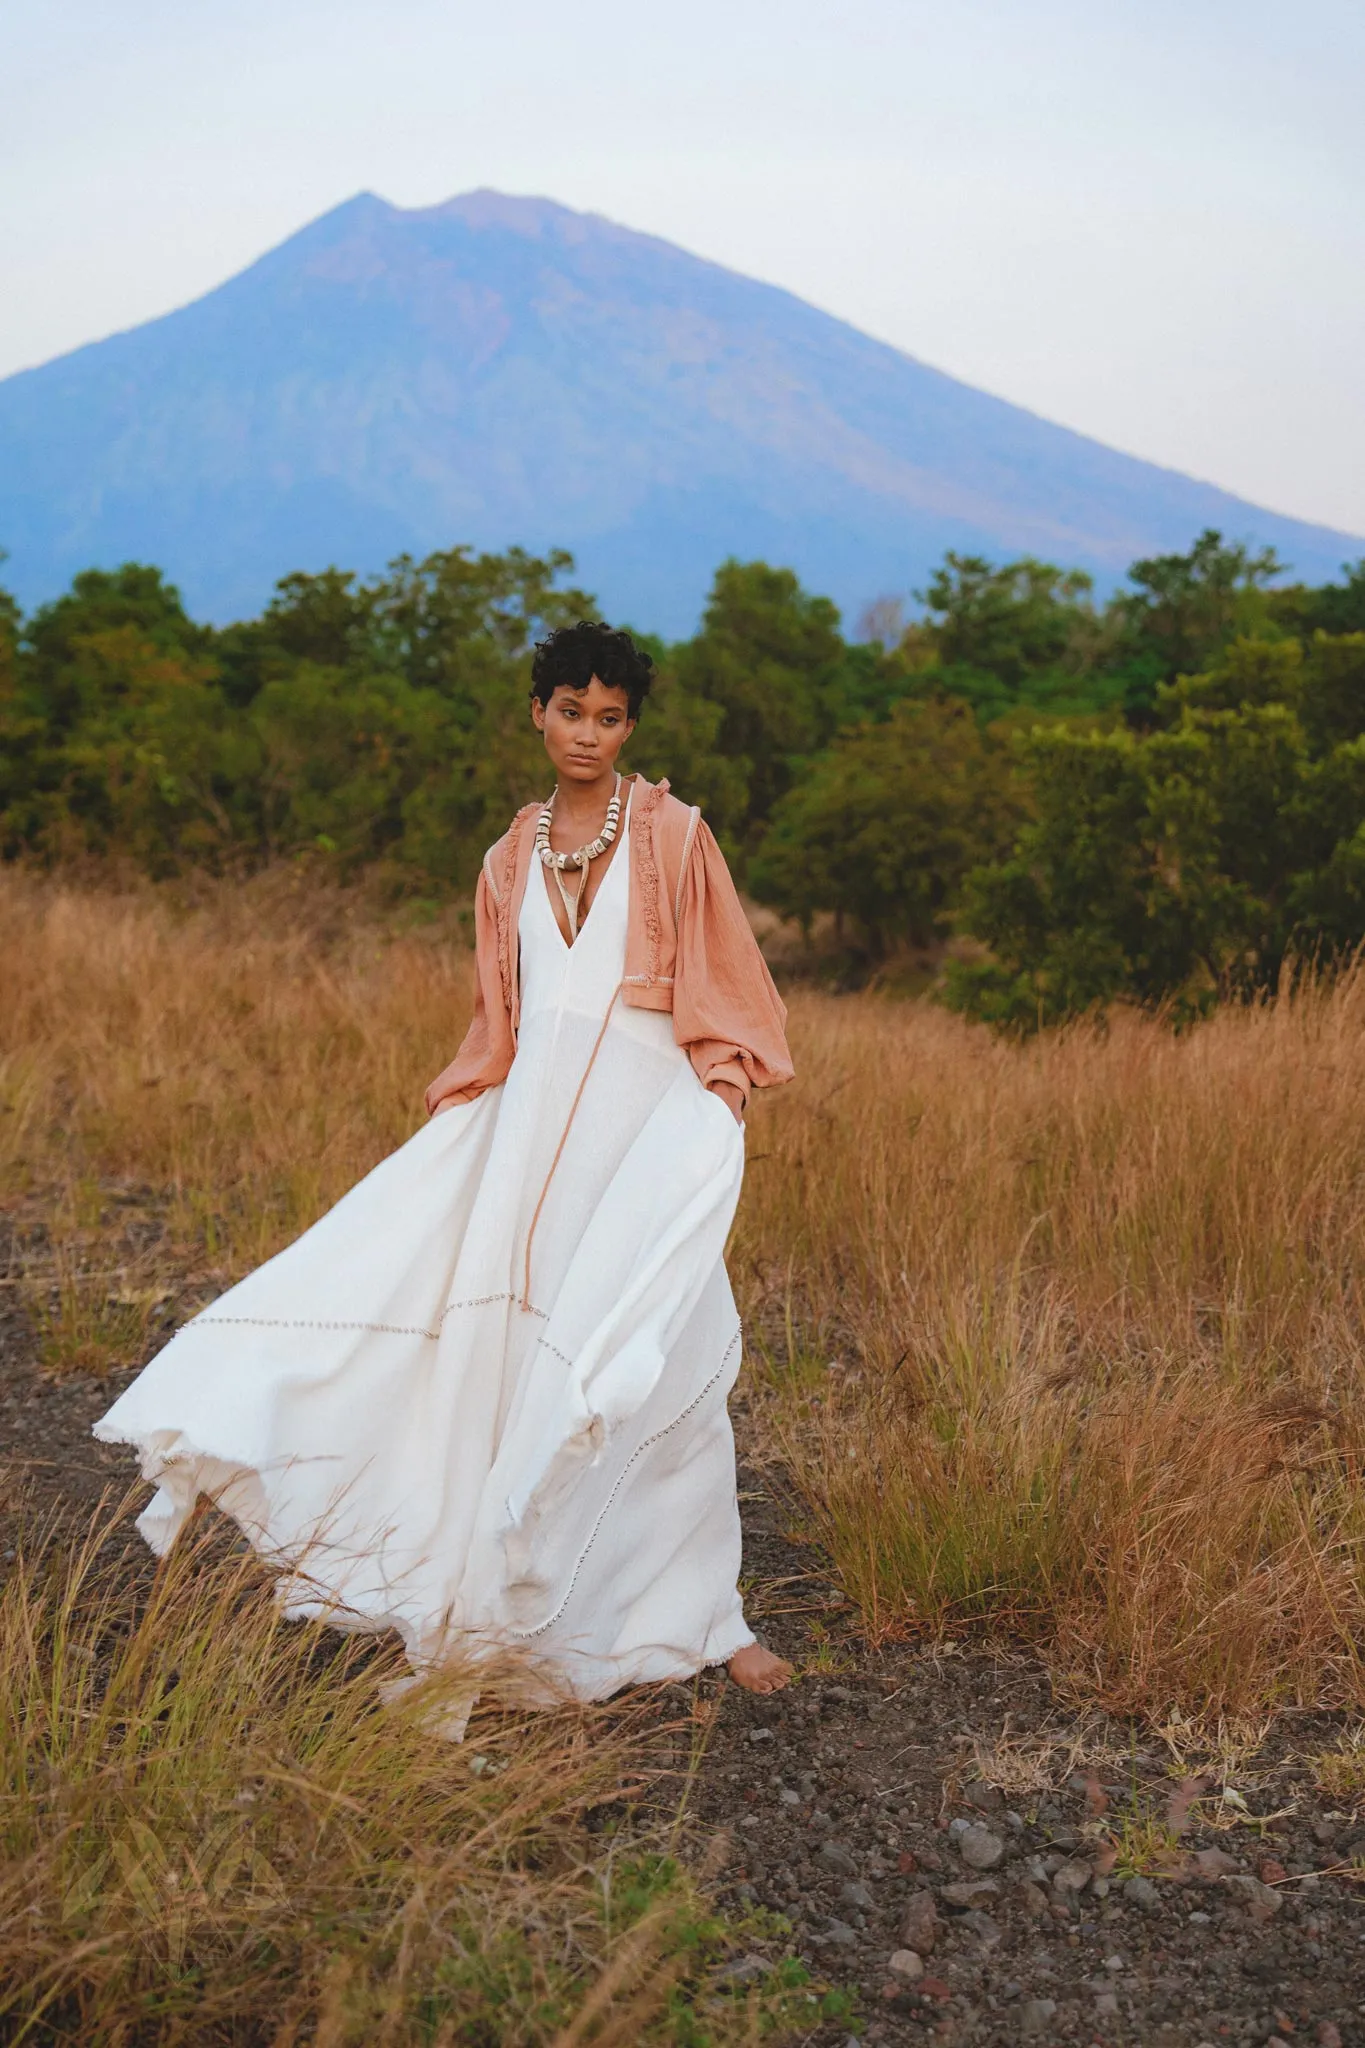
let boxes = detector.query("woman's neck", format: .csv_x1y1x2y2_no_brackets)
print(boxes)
552,770,626,837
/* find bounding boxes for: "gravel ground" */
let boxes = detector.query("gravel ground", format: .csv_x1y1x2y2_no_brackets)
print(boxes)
4,1225,1365,2046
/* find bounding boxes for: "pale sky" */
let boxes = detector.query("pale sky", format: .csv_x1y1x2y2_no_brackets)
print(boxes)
3,0,1363,538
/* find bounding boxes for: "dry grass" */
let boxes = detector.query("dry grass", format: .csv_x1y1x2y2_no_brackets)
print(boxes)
0,1494,805,2045
734,972,1365,1723
6,863,1365,1739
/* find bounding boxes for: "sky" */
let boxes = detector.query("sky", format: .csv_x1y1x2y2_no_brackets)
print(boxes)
3,0,1363,539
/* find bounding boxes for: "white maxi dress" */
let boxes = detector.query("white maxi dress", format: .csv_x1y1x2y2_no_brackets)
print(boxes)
95,788,757,1697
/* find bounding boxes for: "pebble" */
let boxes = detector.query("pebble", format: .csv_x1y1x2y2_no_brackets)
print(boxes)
1123,1875,1161,1914
958,1824,1005,1872
748,1727,774,1745
824,1918,857,1946
959,1908,1001,1946
779,1788,802,1807
1021,1997,1058,2035
1095,1992,1119,2017
1190,1846,1239,1879
940,1880,999,1907
839,1880,874,1911
887,1948,924,1982
1225,1874,1283,1921
1052,1857,1092,1894
818,1840,858,1877
900,1891,939,1953
715,1953,769,1985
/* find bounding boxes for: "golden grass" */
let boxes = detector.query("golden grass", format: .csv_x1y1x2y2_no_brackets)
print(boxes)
6,864,1365,1734
0,1495,806,2045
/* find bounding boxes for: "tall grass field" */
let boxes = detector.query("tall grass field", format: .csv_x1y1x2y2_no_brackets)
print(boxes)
5,865,1365,2034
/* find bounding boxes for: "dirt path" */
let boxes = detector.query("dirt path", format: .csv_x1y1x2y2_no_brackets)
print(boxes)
4,1236,1365,2046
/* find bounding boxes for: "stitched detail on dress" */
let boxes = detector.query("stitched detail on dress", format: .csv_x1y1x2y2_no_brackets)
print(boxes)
440,1291,548,1324
509,1324,742,1640
190,1293,549,1343
535,1334,574,1370
192,1315,444,1340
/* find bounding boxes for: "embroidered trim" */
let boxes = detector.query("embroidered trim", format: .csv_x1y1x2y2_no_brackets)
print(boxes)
535,1334,574,1371
509,1324,742,1640
442,1290,548,1324
188,1292,549,1344
494,805,535,1022
634,777,665,986
192,1314,444,1340
676,804,701,928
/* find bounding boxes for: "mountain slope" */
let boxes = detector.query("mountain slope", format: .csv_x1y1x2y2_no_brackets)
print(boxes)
0,189,1358,632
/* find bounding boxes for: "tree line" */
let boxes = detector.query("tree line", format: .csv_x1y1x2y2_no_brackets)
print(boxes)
2,531,1364,1025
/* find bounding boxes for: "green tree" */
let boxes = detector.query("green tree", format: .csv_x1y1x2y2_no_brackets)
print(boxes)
1115,528,1287,722
749,696,1023,960
948,632,1365,1027
674,560,852,856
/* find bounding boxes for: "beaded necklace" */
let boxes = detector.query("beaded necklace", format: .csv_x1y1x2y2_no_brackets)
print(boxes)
534,773,623,942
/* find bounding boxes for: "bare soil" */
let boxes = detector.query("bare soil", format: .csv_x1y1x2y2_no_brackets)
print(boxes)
4,1224,1365,2047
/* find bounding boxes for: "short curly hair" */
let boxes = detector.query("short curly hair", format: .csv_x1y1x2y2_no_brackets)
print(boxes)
530,620,654,721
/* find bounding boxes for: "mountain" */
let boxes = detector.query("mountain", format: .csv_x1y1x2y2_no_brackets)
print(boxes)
0,189,1359,634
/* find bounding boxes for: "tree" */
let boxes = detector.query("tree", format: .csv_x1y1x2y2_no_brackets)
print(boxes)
749,697,1023,960
948,632,1365,1027
1116,528,1286,722
674,560,851,856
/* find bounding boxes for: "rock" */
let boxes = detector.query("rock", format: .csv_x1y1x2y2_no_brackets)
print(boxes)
818,1840,858,1878
1316,2024,1343,2048
748,1727,775,1744
900,1891,939,1953
959,1908,1001,1945
839,1880,874,1911
1095,1992,1119,2017
958,1824,1005,1871
1190,1846,1239,1879
1051,1858,1092,1894
823,1685,854,1705
887,1949,924,1982
1256,1855,1288,1885
824,1918,858,1946
1225,1874,1283,1923
1311,1819,1338,1847
1187,1910,1212,1926
1123,1875,1161,1913
779,1788,802,1807
1021,1997,1058,2035
965,1780,1005,1811
1017,1880,1049,1918
940,1879,1000,1908
740,1814,762,1832
919,1976,952,2002
716,1954,769,1985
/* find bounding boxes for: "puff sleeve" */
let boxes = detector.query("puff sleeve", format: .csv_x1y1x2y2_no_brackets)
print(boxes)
670,819,794,1106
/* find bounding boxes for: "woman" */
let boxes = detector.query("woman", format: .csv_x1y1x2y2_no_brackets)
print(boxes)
95,621,794,1704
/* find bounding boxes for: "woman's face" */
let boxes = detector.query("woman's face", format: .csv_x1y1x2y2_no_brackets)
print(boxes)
531,677,635,784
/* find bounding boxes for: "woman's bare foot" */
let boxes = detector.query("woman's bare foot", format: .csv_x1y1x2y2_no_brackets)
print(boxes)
727,1643,793,1694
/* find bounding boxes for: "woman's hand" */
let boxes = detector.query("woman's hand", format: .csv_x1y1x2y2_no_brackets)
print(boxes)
710,1079,745,1125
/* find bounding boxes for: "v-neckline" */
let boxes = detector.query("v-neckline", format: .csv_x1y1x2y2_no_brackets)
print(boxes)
540,782,632,951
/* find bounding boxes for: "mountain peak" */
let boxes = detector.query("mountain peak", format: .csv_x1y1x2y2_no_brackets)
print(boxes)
0,194,1358,631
